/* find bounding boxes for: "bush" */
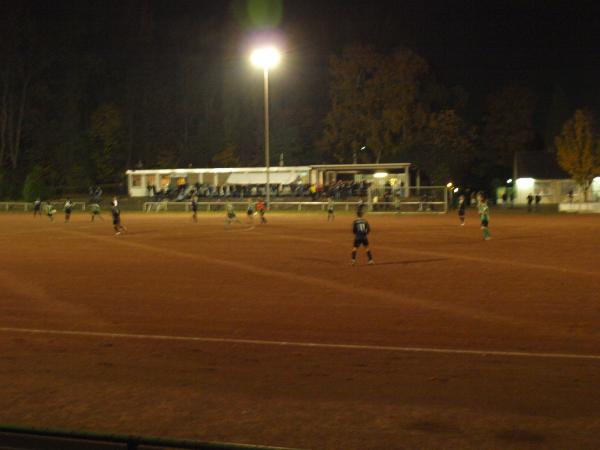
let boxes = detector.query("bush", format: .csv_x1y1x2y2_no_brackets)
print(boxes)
22,166,49,201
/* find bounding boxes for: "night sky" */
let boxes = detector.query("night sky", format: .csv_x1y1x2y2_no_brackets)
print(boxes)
1,0,599,194
134,0,600,131
285,0,600,115
36,0,600,113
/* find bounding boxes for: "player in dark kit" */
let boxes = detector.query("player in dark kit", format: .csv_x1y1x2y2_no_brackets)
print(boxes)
191,196,198,222
458,194,466,226
351,210,374,265
111,200,126,235
33,198,42,217
64,199,73,223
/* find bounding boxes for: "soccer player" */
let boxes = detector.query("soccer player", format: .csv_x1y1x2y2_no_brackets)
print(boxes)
327,197,335,221
351,210,374,265
64,199,73,223
225,202,241,226
356,198,365,215
89,203,103,221
46,202,56,221
246,199,255,224
256,198,267,224
478,194,491,240
112,199,126,235
33,198,42,217
457,194,466,226
191,196,198,223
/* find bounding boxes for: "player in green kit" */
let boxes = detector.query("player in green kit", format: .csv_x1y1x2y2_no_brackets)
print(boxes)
46,202,56,221
246,199,255,224
478,194,491,240
225,202,242,226
327,197,335,221
89,203,103,221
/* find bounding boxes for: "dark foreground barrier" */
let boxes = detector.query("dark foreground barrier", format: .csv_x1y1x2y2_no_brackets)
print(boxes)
0,424,300,450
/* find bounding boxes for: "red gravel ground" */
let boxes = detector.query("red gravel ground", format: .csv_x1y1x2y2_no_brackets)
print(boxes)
1,210,599,449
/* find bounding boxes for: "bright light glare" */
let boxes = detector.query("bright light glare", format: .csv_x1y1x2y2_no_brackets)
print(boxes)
373,172,388,178
453,187,459,193
516,178,535,191
507,178,513,184
446,182,453,188
250,47,281,69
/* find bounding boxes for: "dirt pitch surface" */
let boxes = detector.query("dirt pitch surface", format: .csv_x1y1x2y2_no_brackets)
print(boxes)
1,210,600,450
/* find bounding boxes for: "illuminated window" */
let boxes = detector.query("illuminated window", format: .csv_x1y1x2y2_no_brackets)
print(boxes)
131,175,142,187
160,175,170,188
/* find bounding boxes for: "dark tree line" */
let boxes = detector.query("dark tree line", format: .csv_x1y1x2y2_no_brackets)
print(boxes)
0,0,583,199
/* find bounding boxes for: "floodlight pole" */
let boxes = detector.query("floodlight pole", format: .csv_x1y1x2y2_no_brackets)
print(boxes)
263,67,271,208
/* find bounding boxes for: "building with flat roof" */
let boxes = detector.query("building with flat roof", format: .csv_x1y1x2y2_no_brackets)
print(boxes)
125,163,411,198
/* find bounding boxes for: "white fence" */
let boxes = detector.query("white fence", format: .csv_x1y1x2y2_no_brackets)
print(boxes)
0,202,86,212
143,199,447,214
559,202,600,213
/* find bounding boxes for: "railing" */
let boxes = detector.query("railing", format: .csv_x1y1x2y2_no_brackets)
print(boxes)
0,202,32,211
0,202,87,212
143,200,447,213
143,201,360,212
0,424,299,450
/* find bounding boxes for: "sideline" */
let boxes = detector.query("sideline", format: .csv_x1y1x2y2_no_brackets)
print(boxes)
2,326,600,361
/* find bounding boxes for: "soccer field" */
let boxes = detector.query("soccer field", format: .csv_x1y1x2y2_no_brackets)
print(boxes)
1,211,599,449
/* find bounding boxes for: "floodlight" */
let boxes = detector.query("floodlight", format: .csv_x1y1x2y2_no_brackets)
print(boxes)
373,172,388,178
250,47,281,69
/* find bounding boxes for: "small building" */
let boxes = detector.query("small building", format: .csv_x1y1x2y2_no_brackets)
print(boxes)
509,151,599,204
125,163,411,198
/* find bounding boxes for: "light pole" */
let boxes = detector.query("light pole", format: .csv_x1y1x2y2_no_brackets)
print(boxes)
251,46,281,208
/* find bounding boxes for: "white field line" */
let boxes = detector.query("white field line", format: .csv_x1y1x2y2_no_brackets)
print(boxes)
1,326,600,361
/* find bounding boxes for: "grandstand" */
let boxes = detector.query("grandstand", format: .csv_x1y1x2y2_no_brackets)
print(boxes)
126,163,448,213
125,163,411,199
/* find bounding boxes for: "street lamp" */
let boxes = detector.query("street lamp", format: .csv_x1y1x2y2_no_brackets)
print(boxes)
251,46,281,208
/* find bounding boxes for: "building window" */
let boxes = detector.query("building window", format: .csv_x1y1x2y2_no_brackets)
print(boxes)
132,175,142,187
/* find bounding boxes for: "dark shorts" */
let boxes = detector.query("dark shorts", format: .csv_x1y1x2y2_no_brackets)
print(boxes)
458,209,465,217
328,208,334,213
227,212,236,219
481,218,488,227
353,236,369,247
113,217,120,225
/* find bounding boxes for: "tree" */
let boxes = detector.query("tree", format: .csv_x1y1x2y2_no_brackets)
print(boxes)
320,45,476,184
22,165,48,201
320,46,429,163
212,144,241,167
90,103,123,183
555,109,600,201
482,85,536,167
421,109,477,184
